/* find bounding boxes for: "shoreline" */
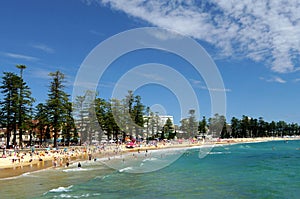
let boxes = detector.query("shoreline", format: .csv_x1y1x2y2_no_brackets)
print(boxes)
1,136,299,179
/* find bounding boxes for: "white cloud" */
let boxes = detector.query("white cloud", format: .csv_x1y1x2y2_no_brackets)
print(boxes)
293,78,300,82
4,52,39,61
29,68,52,80
31,44,54,53
260,76,286,83
190,78,202,85
191,78,231,92
142,73,165,81
93,0,300,73
89,30,105,36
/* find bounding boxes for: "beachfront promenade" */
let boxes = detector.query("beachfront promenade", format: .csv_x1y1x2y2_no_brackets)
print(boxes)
1,136,299,178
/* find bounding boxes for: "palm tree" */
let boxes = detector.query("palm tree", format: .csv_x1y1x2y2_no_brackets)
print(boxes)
16,65,26,146
15,65,35,147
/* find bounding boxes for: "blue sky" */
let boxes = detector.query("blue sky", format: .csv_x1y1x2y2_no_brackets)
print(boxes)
1,0,300,125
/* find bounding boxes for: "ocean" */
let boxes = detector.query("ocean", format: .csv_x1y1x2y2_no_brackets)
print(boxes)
1,140,300,199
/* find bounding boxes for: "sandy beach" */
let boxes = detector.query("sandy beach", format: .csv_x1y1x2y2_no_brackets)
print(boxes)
1,136,299,179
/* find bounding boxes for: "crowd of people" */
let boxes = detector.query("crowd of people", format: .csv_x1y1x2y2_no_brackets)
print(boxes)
1,136,298,172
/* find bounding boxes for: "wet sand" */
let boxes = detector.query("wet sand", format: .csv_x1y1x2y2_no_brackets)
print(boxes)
0,160,53,179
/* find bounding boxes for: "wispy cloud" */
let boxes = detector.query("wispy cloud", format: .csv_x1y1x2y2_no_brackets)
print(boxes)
200,85,231,92
29,68,52,80
190,79,202,85
134,71,165,81
81,0,96,6
31,43,54,53
260,76,286,83
293,78,300,82
89,30,105,36
92,0,300,73
3,52,39,61
190,78,231,92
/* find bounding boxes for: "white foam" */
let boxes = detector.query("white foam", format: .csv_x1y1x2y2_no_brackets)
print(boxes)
142,157,158,162
0,175,20,181
58,193,90,198
48,185,73,193
62,168,92,172
21,172,38,178
94,174,111,180
57,194,72,198
208,151,231,155
240,145,251,149
118,167,133,172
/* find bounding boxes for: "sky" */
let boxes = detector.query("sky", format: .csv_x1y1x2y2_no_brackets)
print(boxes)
1,0,300,125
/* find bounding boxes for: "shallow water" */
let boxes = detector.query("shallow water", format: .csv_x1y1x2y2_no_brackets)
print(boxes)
1,140,300,198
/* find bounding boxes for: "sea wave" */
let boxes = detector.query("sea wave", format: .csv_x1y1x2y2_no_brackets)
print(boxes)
142,157,158,162
0,175,21,181
57,193,101,198
208,151,231,155
239,145,251,149
62,167,103,172
118,167,133,172
46,185,73,193
94,174,111,180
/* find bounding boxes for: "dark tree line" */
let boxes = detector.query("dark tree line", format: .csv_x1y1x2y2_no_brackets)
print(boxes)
1,65,299,149
228,115,300,138
0,67,35,148
0,67,77,149
181,112,300,139
73,90,147,145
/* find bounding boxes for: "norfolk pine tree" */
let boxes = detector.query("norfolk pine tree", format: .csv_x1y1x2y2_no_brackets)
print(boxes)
46,71,69,148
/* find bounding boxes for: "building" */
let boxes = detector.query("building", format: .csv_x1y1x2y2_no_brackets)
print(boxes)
142,115,174,138
158,115,174,127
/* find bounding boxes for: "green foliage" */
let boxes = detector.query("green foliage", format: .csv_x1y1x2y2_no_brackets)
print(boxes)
61,102,76,146
35,103,49,144
0,72,20,147
0,70,34,147
2,66,300,148
228,116,300,138
163,118,175,139
180,109,198,139
198,116,207,136
46,71,69,147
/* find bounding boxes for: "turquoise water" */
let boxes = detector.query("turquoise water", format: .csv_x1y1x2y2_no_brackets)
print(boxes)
1,140,300,198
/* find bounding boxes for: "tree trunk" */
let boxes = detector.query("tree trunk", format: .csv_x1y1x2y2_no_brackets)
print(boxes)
29,130,32,146
53,129,57,148
6,129,11,149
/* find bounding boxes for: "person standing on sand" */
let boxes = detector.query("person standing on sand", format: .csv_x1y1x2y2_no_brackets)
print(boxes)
78,162,81,167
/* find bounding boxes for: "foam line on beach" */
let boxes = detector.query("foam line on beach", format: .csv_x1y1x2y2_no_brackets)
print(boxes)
1,137,300,178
